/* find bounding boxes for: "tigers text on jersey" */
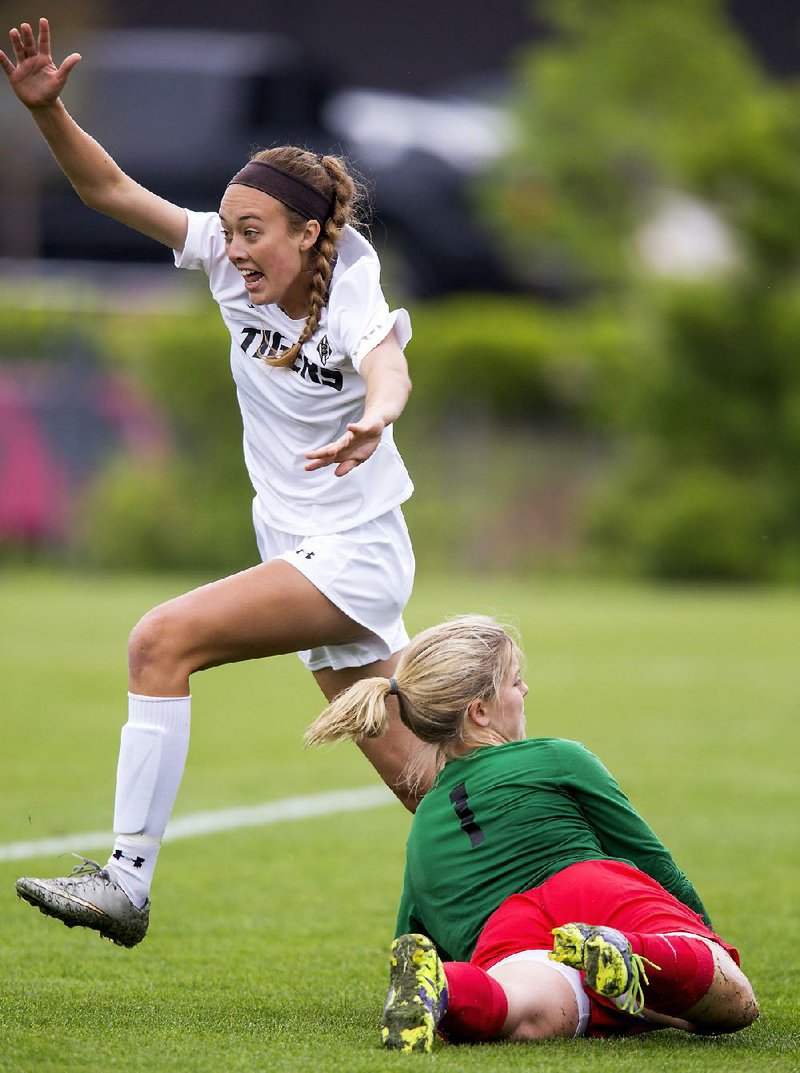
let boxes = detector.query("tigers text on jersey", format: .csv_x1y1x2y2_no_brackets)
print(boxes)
395,738,710,963
174,210,413,535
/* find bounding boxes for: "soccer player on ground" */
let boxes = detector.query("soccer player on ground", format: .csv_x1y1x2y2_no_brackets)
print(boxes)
305,616,759,1050
1,18,435,947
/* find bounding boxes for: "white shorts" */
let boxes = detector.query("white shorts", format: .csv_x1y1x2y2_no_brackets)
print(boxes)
489,951,590,1038
252,502,415,672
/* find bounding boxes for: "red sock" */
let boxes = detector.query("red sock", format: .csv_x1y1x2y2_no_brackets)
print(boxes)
439,962,509,1042
626,933,716,1014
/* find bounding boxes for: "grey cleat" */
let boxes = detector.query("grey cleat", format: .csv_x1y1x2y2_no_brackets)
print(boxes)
16,855,149,948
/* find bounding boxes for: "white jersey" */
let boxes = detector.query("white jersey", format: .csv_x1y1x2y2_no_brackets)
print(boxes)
174,210,414,535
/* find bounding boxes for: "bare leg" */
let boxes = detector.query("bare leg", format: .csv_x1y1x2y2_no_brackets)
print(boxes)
486,960,580,1040
17,560,430,940
681,945,759,1033
128,560,434,808
314,658,438,812
495,942,758,1038
128,560,374,694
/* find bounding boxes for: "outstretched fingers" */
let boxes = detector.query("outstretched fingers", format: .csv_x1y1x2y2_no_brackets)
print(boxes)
58,51,82,79
304,430,354,471
1,22,37,73
1,17,81,95
305,417,385,475
18,20,39,57
31,17,79,76
37,16,52,56
5,26,23,64
0,26,26,77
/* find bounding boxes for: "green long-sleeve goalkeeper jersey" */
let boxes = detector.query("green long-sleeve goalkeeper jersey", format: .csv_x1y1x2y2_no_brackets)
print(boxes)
395,738,710,963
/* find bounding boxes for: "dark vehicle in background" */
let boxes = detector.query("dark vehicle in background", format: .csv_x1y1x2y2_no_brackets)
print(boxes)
4,29,518,298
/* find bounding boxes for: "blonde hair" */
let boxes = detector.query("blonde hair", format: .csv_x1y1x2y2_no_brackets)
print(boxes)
305,616,522,772
250,146,364,369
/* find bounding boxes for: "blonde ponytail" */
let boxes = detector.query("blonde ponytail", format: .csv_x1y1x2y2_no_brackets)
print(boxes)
305,615,522,777
305,676,394,748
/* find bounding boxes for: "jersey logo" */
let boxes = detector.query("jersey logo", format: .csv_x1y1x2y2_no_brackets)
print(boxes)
240,328,343,391
449,782,485,848
317,335,332,365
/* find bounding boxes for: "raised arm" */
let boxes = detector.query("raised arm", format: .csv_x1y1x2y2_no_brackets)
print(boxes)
0,18,187,251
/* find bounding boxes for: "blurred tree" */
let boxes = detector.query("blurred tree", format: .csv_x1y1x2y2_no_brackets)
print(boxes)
492,0,800,283
486,0,800,580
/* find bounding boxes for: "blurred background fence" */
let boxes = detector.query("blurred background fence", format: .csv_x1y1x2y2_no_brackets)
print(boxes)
2,0,800,581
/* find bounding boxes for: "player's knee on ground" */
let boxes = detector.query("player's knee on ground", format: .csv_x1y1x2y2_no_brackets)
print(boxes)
733,985,760,1029
717,974,759,1032
687,951,759,1033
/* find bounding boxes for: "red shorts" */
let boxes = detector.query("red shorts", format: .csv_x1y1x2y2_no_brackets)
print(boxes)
470,859,739,1037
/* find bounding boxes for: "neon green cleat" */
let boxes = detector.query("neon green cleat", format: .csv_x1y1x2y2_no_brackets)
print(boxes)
381,933,448,1052
550,922,659,1015
550,922,592,967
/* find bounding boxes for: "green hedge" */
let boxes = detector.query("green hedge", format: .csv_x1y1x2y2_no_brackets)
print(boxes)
2,282,798,581
404,294,626,428
586,278,800,581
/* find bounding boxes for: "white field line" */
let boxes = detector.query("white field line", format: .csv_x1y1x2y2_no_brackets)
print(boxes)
0,785,395,863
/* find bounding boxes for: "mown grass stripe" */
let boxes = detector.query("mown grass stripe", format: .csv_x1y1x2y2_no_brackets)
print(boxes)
0,785,394,862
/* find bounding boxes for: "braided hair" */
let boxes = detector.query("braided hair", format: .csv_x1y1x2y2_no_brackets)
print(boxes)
250,146,364,368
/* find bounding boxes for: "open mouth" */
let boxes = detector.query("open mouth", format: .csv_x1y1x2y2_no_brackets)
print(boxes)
240,269,264,290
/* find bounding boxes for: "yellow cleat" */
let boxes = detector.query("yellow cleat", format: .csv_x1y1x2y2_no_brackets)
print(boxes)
381,933,448,1052
550,922,659,1016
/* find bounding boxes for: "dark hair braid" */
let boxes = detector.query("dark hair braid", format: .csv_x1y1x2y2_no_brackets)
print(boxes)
249,147,363,369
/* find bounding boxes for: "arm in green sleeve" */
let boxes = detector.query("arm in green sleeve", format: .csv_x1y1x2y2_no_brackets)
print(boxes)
394,866,430,941
557,740,713,926
394,868,454,961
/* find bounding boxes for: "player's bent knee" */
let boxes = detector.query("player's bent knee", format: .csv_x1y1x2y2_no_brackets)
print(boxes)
720,961,760,1030
128,603,194,682
733,985,760,1029
691,969,760,1033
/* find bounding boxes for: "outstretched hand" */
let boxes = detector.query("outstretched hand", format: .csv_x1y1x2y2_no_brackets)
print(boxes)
305,417,386,477
0,17,81,109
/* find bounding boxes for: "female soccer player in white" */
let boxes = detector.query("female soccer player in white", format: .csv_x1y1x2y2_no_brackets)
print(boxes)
2,18,434,947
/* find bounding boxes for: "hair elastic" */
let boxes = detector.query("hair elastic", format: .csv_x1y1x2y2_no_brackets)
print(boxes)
388,677,399,696
227,159,331,223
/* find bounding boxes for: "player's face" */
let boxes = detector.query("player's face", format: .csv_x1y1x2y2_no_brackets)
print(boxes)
219,186,320,317
484,656,529,743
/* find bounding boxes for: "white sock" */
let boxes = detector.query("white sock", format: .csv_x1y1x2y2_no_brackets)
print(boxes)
106,693,191,908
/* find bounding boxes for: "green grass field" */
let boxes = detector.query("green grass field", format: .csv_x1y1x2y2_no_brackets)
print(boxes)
1,569,798,1072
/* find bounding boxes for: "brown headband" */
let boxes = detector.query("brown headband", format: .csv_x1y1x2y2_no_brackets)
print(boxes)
227,160,331,223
